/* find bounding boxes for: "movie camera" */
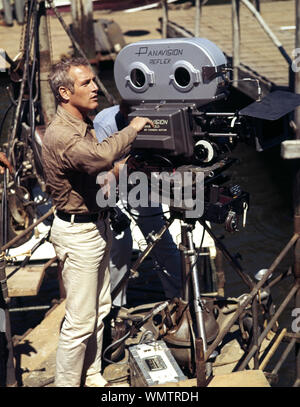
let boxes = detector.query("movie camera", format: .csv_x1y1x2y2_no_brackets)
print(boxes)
114,38,300,229
109,39,300,378
114,38,249,229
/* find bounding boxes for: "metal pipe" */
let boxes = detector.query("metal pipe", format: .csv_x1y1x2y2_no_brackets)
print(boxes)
265,267,292,290
0,257,16,386
259,328,287,371
70,0,96,60
161,0,168,39
204,233,299,361
38,1,56,125
252,296,259,369
237,284,299,371
272,338,296,376
180,223,191,301
7,0,34,161
9,305,51,312
240,0,292,66
186,228,207,349
7,232,50,280
1,169,8,246
200,221,254,289
0,207,55,253
111,218,175,300
232,0,240,84
195,0,201,37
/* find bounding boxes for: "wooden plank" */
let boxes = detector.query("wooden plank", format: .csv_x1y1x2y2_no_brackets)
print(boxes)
207,369,270,387
6,264,46,297
151,369,270,387
14,300,65,379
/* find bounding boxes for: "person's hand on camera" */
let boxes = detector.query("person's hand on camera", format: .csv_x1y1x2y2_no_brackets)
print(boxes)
129,116,154,133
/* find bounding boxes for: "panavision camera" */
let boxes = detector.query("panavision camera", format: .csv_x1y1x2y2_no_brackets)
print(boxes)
114,38,300,228
114,37,245,167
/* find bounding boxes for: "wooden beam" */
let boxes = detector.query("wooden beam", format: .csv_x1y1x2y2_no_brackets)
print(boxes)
6,264,46,297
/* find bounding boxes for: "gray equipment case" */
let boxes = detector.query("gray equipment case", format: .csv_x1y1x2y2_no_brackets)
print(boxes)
129,340,187,387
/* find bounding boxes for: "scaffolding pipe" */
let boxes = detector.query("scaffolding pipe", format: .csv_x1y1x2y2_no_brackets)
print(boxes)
272,338,297,376
0,207,55,253
195,0,201,37
240,0,292,66
232,0,240,84
293,0,300,387
259,328,287,371
38,1,56,125
252,296,259,369
237,284,299,371
204,233,299,361
161,0,169,38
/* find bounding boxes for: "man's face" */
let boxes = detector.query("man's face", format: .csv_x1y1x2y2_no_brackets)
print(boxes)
62,65,99,117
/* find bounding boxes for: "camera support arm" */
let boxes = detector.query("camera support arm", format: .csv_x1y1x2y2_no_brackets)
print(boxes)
199,219,255,289
111,217,176,302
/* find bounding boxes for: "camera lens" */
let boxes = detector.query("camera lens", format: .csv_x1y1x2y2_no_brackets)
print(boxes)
174,67,191,88
130,68,146,88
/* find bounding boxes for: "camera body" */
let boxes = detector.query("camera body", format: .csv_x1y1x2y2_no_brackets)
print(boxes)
114,38,248,167
114,37,227,106
114,38,249,227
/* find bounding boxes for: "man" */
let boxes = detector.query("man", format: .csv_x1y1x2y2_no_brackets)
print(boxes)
94,102,182,308
42,57,152,387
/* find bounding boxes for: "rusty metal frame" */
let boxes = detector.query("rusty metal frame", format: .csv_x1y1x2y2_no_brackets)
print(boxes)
202,232,300,386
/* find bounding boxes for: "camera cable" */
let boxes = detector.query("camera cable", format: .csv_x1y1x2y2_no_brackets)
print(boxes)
102,300,170,365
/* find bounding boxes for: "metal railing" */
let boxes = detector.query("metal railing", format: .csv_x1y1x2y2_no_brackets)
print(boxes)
160,0,294,91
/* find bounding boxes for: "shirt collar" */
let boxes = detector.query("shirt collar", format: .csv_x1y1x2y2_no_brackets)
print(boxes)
56,105,93,136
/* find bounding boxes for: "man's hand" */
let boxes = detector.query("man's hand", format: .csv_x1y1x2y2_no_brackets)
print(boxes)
0,152,13,175
111,157,128,181
129,116,154,133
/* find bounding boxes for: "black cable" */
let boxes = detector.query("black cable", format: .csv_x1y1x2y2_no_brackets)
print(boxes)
1,171,8,246
102,330,131,365
102,301,170,365
0,102,14,141
7,231,50,280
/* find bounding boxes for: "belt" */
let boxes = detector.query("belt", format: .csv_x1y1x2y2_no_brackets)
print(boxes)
56,210,108,223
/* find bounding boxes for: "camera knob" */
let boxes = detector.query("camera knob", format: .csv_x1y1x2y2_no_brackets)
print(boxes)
194,140,215,164
225,210,238,233
229,184,242,197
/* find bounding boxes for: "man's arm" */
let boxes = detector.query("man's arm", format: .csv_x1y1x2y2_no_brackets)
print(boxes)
109,116,154,180
56,117,154,177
